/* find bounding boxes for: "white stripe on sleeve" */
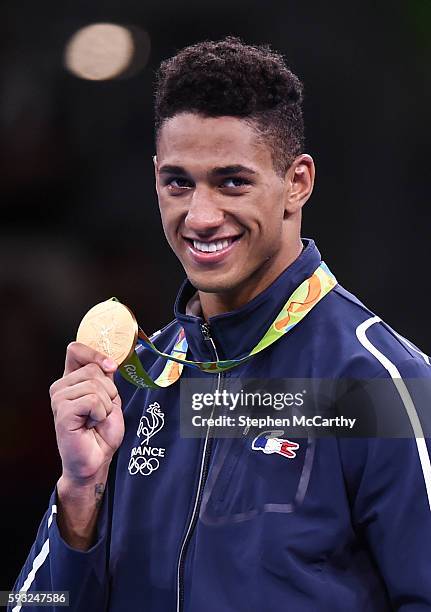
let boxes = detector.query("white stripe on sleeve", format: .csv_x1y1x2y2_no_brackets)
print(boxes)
12,504,57,612
356,316,431,511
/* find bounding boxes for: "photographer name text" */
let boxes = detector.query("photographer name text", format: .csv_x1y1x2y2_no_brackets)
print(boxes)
191,414,357,429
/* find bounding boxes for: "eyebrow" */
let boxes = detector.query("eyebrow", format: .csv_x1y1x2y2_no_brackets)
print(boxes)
158,164,257,176
212,165,257,176
158,165,188,175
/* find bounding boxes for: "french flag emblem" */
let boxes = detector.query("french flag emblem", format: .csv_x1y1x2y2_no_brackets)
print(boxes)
252,431,299,459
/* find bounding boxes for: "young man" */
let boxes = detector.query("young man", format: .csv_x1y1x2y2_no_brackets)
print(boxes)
12,37,431,611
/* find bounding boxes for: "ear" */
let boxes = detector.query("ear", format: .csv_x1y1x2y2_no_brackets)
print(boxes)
283,154,315,216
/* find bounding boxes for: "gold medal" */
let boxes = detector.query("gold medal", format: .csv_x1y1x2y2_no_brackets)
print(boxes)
76,299,138,365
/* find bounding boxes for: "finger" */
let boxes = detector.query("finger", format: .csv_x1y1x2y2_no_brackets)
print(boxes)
88,395,122,430
51,364,118,399
53,381,114,415
55,397,108,435
69,395,109,425
64,341,117,376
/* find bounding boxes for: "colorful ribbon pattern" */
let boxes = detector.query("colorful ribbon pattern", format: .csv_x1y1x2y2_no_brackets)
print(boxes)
119,262,337,389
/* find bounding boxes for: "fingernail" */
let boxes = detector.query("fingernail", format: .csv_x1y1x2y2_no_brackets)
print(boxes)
102,358,117,370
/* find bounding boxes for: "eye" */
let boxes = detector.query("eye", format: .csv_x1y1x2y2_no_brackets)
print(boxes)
221,177,251,188
166,177,193,190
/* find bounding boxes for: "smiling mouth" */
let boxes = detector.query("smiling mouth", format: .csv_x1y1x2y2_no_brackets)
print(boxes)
183,235,242,252
183,234,243,262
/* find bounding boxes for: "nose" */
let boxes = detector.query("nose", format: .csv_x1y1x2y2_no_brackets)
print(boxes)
184,186,224,235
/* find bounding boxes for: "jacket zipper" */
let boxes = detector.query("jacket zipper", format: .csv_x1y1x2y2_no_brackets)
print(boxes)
176,322,222,612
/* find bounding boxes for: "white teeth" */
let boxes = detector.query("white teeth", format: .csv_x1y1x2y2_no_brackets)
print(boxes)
193,239,232,253
193,241,207,252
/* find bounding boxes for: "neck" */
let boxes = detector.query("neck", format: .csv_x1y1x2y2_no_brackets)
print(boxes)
198,238,303,320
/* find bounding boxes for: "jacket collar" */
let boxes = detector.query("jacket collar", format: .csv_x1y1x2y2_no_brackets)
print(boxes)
174,238,322,362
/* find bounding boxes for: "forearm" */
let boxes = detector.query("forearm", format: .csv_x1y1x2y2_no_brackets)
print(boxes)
11,480,111,612
56,469,109,551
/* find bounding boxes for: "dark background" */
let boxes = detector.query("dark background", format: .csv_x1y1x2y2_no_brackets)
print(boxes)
1,0,430,588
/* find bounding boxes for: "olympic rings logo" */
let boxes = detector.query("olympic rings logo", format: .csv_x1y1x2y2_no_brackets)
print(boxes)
128,455,160,476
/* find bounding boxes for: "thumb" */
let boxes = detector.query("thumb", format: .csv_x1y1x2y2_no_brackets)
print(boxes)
64,341,118,376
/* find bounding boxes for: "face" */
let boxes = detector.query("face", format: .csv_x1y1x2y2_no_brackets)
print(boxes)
155,112,312,297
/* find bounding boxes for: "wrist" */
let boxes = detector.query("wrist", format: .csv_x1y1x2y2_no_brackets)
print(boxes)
56,472,109,551
59,463,110,492
57,474,107,506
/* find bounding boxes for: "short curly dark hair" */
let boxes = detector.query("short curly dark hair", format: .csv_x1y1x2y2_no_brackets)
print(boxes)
154,37,305,176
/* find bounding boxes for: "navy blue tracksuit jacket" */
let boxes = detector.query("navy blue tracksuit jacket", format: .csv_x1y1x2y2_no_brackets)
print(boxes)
11,239,431,611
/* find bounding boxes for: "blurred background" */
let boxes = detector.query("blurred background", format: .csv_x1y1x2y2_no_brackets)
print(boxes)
1,0,430,588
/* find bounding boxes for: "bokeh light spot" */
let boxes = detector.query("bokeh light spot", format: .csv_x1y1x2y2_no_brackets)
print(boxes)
64,23,136,81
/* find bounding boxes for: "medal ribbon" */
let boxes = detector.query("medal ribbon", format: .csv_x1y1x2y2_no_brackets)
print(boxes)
119,262,337,389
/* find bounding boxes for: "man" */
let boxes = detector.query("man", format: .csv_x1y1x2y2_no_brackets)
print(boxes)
11,37,431,611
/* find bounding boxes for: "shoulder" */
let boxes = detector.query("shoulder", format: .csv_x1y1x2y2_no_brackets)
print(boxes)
308,282,431,378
